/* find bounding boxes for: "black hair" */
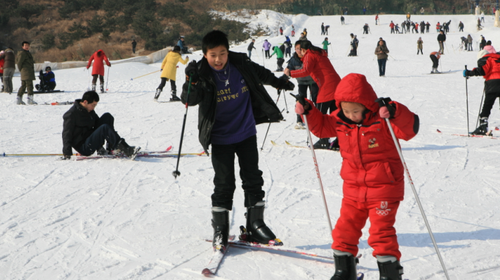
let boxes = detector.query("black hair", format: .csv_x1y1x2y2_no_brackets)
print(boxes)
81,91,100,103
486,40,492,45
173,45,181,52
294,40,304,47
297,40,323,53
21,41,30,47
202,30,229,54
45,66,52,71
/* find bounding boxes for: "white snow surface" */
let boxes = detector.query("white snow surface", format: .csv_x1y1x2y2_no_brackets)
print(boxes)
2,12,500,280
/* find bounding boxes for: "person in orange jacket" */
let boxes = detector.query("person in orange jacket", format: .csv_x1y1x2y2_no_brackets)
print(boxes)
295,73,419,280
87,49,111,93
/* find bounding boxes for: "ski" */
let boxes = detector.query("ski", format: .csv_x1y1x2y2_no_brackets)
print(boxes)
427,70,452,75
75,151,205,160
201,247,229,277
33,90,65,94
436,129,499,139
41,101,74,105
271,140,339,151
226,240,333,260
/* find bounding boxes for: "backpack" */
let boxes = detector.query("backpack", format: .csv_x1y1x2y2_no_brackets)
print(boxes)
279,44,285,54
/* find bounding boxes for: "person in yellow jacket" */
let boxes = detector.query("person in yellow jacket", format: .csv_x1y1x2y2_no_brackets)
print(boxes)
155,46,189,101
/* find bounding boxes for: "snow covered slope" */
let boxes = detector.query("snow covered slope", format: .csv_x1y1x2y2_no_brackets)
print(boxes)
1,12,500,279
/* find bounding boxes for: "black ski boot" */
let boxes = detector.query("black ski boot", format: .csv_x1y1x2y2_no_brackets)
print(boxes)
313,138,330,149
114,138,136,157
211,207,229,252
470,117,488,135
154,88,162,100
378,260,404,280
170,91,181,101
330,254,358,280
100,84,105,93
245,201,278,244
92,84,96,91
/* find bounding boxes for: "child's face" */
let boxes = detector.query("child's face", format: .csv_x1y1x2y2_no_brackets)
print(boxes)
204,45,228,71
341,102,366,124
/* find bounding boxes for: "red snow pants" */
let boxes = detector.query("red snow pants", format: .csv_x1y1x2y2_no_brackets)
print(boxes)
331,198,401,260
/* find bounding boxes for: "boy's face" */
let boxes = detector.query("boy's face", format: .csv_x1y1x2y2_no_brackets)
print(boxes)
22,43,30,51
341,102,366,124
204,45,228,71
81,100,98,112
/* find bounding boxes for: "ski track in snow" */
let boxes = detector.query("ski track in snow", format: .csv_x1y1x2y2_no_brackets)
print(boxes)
1,11,500,279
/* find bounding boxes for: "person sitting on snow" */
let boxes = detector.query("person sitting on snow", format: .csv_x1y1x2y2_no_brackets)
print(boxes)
35,66,56,92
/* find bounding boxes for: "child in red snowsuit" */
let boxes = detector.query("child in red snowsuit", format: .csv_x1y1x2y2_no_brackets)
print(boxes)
295,73,419,280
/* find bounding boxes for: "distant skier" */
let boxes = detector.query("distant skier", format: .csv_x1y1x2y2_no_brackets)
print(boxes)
437,30,446,54
155,46,189,101
263,39,272,59
430,51,441,73
458,21,464,32
247,39,256,59
348,33,358,56
417,37,423,55
86,49,111,93
340,15,345,25
363,23,370,34
270,45,284,72
375,39,389,76
322,37,331,55
321,22,325,35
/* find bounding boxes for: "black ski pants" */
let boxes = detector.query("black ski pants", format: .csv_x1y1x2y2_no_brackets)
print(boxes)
92,74,104,85
211,135,265,210
77,113,121,156
480,81,500,118
158,78,176,93
430,55,439,68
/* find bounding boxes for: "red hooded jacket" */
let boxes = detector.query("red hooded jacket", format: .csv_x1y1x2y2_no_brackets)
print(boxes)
305,73,419,202
87,49,110,76
290,49,341,103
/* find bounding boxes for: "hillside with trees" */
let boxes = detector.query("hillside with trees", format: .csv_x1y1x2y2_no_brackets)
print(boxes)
0,0,474,62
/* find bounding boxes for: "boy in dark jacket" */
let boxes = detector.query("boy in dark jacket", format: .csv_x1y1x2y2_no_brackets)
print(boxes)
181,30,294,253
62,91,137,159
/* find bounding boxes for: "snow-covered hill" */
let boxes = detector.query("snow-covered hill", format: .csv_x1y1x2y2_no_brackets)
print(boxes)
1,11,500,280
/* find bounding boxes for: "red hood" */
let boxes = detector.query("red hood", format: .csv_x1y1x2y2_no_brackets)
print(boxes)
334,73,379,113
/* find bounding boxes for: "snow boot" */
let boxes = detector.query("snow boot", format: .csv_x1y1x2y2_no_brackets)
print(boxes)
170,91,181,102
91,84,96,91
27,95,37,105
294,122,306,129
154,88,162,100
245,201,277,244
16,96,26,105
330,253,358,280
378,259,404,280
114,138,136,157
211,207,229,252
470,117,488,135
313,138,330,149
100,84,105,93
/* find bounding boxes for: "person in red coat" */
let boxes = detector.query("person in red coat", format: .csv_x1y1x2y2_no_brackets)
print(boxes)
87,49,111,93
295,73,419,280
464,52,500,135
284,40,342,149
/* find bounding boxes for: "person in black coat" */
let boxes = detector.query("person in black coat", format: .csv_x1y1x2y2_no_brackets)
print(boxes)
437,30,446,54
247,39,256,59
181,30,294,252
62,91,136,159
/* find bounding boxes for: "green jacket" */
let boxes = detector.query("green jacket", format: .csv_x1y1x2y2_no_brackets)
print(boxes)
322,40,331,50
16,49,35,80
270,46,284,59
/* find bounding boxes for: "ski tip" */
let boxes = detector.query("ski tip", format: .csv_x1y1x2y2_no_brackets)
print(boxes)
436,129,441,133
166,145,173,152
202,268,214,277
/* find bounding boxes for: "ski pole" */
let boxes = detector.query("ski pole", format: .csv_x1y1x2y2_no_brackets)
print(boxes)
291,93,333,234
173,75,198,178
260,89,282,150
376,98,450,280
475,89,486,129
465,65,470,136
106,66,110,92
131,69,161,80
